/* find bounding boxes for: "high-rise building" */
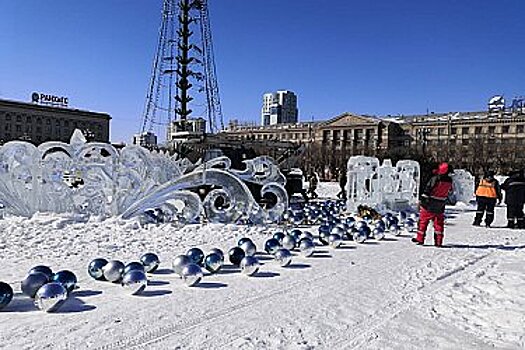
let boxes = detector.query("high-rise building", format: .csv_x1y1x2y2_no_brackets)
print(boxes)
261,90,298,126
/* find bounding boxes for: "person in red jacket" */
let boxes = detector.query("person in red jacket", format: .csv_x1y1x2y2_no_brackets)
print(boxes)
412,162,454,247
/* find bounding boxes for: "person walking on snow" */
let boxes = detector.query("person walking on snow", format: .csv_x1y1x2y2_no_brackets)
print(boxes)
473,170,502,227
336,169,347,200
307,169,319,199
412,162,454,247
500,170,525,229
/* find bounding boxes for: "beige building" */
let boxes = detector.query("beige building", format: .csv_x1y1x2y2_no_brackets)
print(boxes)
222,107,525,176
0,98,111,144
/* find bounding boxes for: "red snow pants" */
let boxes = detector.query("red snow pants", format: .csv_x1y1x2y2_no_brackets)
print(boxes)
416,206,445,246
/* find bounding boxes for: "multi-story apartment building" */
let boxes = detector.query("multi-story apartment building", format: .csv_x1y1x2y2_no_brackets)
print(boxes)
0,98,111,144
261,90,298,126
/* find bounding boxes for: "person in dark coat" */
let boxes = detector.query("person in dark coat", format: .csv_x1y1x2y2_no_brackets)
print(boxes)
412,162,454,247
473,170,502,227
307,170,319,199
500,170,525,228
336,169,347,200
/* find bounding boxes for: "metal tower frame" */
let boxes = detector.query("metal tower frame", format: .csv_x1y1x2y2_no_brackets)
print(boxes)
140,0,224,138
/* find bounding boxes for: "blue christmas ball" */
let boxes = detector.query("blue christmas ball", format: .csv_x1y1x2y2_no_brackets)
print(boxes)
355,221,368,230
240,241,257,256
319,230,330,245
140,253,160,273
52,270,77,293
28,265,53,282
0,282,13,310
264,238,281,255
204,253,223,273
208,248,224,262
21,272,49,298
289,229,302,241
354,229,367,243
181,264,203,287
345,216,356,227
319,224,330,235
273,231,286,244
372,227,385,240
228,247,245,266
124,261,145,275
237,237,253,247
186,248,205,266
88,258,108,280
359,226,372,238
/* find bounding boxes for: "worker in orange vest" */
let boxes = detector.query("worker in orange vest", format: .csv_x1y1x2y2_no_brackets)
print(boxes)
473,170,502,227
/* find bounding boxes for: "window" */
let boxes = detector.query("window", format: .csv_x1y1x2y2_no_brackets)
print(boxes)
518,125,525,133
502,125,510,133
462,127,469,135
437,128,445,136
462,139,469,146
5,114,11,121
46,119,51,125
450,127,457,135
16,116,21,123
489,126,495,134
26,116,32,123
475,126,482,134
36,118,41,124
65,120,70,127
16,125,21,132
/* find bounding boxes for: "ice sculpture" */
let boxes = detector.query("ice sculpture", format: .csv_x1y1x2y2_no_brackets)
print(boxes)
451,169,475,204
345,156,420,211
0,130,288,224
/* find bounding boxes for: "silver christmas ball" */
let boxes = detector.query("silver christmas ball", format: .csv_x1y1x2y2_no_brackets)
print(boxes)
299,238,315,257
186,247,205,265
124,261,145,275
204,253,223,274
274,248,292,267
208,248,224,262
172,254,191,276
140,253,160,273
121,270,147,295
273,231,286,244
103,260,125,282
181,263,203,287
34,282,68,312
88,258,108,280
330,226,345,238
328,234,342,248
282,235,297,250
240,241,257,257
289,229,302,242
21,272,49,298
240,256,260,276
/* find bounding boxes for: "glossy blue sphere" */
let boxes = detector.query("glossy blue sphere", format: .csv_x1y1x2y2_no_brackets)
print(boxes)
52,270,77,293
237,237,253,247
204,253,223,273
28,265,53,282
186,248,205,266
0,282,13,310
88,258,108,280
264,238,281,255
228,247,245,266
21,272,49,298
272,231,286,244
124,261,145,275
140,253,160,273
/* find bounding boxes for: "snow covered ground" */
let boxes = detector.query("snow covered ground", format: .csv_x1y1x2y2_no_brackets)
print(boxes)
0,182,524,350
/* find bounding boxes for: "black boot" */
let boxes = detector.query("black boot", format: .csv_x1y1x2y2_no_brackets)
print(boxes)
507,220,515,229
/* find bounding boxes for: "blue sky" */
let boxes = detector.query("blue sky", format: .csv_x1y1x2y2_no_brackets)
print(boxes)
1,0,524,143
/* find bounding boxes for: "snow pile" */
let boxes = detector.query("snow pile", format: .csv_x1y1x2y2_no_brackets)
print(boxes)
0,183,524,349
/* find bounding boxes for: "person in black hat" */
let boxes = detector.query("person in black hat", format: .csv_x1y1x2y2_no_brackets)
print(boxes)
501,170,525,228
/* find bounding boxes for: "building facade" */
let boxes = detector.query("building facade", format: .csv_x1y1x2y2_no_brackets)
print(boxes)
133,131,158,147
223,105,525,177
261,90,298,126
0,98,111,144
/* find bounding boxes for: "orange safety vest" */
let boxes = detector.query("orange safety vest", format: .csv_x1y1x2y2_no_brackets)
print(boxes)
475,179,497,198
